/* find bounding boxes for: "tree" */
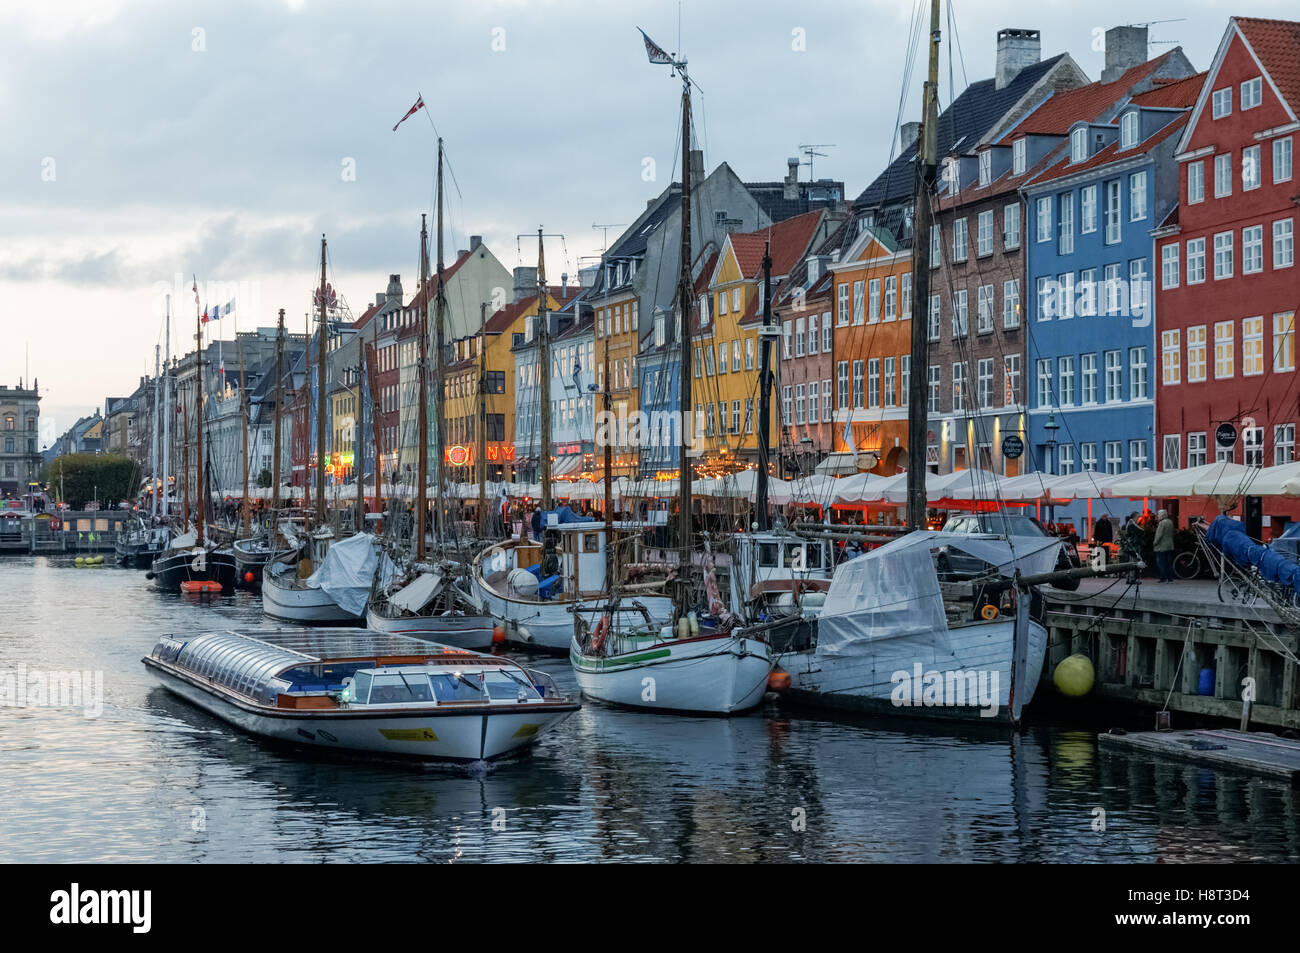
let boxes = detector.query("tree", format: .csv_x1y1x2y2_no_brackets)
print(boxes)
40,454,137,509
256,467,273,489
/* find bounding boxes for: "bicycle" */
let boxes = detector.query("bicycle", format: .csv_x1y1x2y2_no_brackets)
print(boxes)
1172,549,1204,580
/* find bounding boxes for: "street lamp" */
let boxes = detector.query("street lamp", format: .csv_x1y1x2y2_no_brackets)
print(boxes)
1043,412,1060,527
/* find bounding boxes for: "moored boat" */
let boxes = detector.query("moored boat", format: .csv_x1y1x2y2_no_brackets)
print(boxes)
262,531,379,625
142,627,579,762
150,530,238,592
366,564,499,650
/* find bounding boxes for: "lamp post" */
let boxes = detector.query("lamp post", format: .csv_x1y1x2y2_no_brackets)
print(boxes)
1043,412,1060,527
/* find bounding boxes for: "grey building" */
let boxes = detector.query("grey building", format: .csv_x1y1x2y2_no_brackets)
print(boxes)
0,380,41,499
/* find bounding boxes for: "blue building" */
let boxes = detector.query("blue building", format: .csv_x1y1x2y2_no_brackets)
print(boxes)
1022,74,1200,526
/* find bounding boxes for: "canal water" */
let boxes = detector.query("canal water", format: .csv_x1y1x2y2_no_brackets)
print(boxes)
2,555,1298,863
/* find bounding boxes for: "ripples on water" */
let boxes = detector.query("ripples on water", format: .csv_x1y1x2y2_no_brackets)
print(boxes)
1,555,1297,862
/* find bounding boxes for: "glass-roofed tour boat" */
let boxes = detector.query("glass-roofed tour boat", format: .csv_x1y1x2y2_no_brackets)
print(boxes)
143,628,579,763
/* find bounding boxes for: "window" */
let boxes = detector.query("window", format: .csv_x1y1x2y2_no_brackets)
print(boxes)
977,358,993,410
1212,86,1232,119
1037,276,1053,321
1104,180,1121,244
1058,192,1074,255
1132,439,1149,471
1003,279,1020,328
978,150,991,186
930,227,941,267
779,390,789,427
1130,346,1148,399
1217,441,1234,464
927,365,941,413
868,278,881,322
852,280,864,325
1070,127,1088,163
1241,225,1264,275
1187,161,1204,204
782,321,792,359
1036,197,1051,242
1213,231,1234,280
795,384,805,424
1058,444,1075,475
717,292,727,316
1275,424,1295,465
1058,273,1075,320
745,399,754,434
808,382,819,423
1214,154,1231,198
1105,441,1123,475
793,319,804,357
1275,137,1293,184
1103,263,1122,315
900,358,910,408
852,360,864,408
977,284,994,333
883,358,896,408
867,359,879,408
1004,203,1021,249
1275,312,1296,372
837,361,849,410
1078,268,1096,316
1275,219,1294,269
1013,139,1026,175
1243,144,1261,191
732,288,741,312
1058,356,1075,405
1129,171,1147,220
1036,359,1053,407
837,283,849,325
900,275,911,319
1241,76,1262,110
1081,353,1098,404
1081,185,1097,233
1188,432,1206,468
704,346,715,375
1081,443,1097,472
883,276,896,321
1129,258,1148,315
1003,354,1020,407
977,210,994,256
719,340,730,372
1163,434,1181,470
745,337,755,370
1104,349,1122,402
951,290,968,337
807,314,818,354
1186,238,1206,284
952,362,966,412
953,218,968,262
927,294,941,341
1187,325,1207,382
731,399,740,433
1245,427,1264,467
822,380,832,419
1120,111,1139,149
1243,316,1264,376
822,312,832,352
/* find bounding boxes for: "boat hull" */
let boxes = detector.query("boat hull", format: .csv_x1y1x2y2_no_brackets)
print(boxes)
262,567,361,624
364,606,499,650
145,659,577,762
151,548,238,591
232,540,273,588
569,631,773,715
776,618,1048,724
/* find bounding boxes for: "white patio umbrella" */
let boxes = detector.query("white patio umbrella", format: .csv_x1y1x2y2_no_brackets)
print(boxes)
994,471,1055,502
779,473,841,506
708,469,793,501
888,468,1003,504
831,471,894,504
1233,460,1300,496
1108,461,1254,498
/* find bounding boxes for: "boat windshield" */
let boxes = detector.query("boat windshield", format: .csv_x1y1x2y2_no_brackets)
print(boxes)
368,672,435,704
483,669,541,700
429,672,486,702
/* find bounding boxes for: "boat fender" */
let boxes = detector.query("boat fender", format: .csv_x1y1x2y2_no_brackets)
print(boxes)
768,670,792,693
676,617,690,640
144,571,155,580
687,611,699,637
591,615,611,654
980,604,999,620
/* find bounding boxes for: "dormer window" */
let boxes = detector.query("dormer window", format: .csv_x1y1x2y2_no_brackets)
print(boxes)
1013,139,1026,176
977,151,991,187
1120,111,1139,150
1070,127,1088,164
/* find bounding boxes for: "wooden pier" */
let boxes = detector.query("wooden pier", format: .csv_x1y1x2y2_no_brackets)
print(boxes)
0,512,128,555
1100,728,1300,784
1044,578,1300,729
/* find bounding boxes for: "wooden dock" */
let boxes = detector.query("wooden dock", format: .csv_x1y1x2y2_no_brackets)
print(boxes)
1043,577,1300,730
1100,728,1300,784
0,512,128,554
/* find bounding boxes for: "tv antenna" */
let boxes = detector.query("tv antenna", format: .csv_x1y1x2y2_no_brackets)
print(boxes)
1127,19,1186,48
798,144,835,181
593,223,627,255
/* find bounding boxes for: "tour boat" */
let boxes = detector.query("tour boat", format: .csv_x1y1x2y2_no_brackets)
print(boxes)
143,627,579,762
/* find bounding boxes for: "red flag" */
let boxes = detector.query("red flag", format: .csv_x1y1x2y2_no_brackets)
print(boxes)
393,96,424,132
201,307,210,324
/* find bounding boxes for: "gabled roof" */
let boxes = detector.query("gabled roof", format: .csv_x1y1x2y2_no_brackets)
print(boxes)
1030,114,1189,186
724,210,825,282
481,286,583,336
855,53,1073,210
1130,72,1207,109
1236,16,1300,115
402,248,475,314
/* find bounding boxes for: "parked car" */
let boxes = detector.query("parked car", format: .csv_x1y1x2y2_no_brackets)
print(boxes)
939,512,1082,591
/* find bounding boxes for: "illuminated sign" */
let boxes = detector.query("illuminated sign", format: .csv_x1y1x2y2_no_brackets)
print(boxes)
446,444,516,466
446,445,471,467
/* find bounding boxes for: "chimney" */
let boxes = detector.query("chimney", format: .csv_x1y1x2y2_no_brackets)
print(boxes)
376,293,385,307
995,28,1041,90
899,121,921,152
1101,25,1148,83
386,274,402,305
561,272,568,293
469,235,482,251
784,157,800,200
513,266,538,303
689,148,704,184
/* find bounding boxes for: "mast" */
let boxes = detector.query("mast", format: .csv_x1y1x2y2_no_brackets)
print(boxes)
315,235,328,526
477,301,487,538
240,342,249,538
355,342,365,531
603,332,614,583
538,228,552,510
162,296,171,519
416,213,429,560
194,298,205,547
271,308,284,516
906,0,941,530
432,139,447,544
302,311,312,524
182,381,190,526
756,242,773,531
370,316,382,524
675,66,694,616
151,343,161,518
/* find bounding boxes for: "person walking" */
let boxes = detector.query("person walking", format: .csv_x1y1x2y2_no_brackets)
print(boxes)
1154,508,1175,583
1093,513,1113,548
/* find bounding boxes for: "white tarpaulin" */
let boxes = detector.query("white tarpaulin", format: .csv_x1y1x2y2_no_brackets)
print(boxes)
306,532,385,617
387,570,444,613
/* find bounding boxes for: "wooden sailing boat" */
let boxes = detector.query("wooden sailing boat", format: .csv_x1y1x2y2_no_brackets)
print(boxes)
566,30,772,712
233,307,288,587
367,142,500,648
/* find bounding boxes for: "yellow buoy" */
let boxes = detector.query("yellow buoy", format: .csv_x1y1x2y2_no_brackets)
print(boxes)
74,556,85,565
1053,653,1095,698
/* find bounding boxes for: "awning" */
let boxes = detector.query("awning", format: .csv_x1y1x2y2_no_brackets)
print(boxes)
552,456,582,476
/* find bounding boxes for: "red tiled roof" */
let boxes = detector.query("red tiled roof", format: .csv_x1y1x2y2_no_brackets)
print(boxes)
403,248,475,312
480,285,581,336
726,210,824,281
1131,71,1206,109
1236,17,1300,115
693,252,720,296
353,300,382,330
1032,114,1189,184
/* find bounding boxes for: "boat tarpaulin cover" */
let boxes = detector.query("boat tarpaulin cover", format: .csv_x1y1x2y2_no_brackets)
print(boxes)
388,570,444,613
306,532,390,616
816,531,1059,657
1207,515,1300,595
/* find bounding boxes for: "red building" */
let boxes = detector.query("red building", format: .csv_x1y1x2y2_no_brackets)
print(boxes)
1155,16,1298,509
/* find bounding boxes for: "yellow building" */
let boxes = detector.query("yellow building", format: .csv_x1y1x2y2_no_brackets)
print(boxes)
592,284,641,478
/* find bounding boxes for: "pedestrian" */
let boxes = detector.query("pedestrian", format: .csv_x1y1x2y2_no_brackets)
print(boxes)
1093,513,1113,547
1154,508,1175,583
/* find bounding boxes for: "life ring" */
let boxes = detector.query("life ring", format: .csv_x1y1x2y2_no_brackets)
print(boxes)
591,614,611,654
980,604,999,621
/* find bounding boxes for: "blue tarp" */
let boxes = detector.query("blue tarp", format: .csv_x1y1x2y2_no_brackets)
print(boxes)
1207,516,1300,594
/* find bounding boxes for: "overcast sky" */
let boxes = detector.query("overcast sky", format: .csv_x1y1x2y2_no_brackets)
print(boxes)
2,0,1291,444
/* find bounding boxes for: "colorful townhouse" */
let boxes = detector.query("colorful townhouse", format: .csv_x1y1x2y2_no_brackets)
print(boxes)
1022,70,1203,505
592,256,643,481
934,38,1195,479
1154,17,1299,493
691,210,827,476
